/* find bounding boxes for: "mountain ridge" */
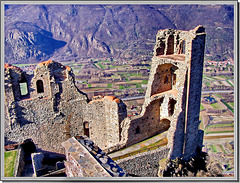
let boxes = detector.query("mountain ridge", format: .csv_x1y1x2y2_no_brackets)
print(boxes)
4,4,234,64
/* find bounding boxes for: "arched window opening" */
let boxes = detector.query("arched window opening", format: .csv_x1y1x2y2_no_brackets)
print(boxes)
36,80,44,93
83,122,89,137
166,35,174,55
19,77,29,98
156,42,165,56
136,126,140,134
168,98,177,116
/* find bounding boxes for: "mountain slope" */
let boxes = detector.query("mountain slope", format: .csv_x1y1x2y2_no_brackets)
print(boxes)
4,4,234,64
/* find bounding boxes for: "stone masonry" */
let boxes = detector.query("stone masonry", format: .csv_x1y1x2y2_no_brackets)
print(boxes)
62,136,127,177
119,25,206,159
5,25,205,162
4,61,127,153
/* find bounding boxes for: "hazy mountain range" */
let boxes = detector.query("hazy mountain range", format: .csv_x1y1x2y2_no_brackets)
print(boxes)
4,4,234,64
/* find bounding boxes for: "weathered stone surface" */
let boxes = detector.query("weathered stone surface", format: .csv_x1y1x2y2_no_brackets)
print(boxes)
119,25,205,160
62,136,127,177
5,25,205,175
4,61,127,153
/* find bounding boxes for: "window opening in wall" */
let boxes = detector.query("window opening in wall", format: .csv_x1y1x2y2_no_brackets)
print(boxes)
159,97,164,106
36,80,44,93
83,122,89,137
164,75,169,84
172,74,176,85
156,42,165,56
182,41,186,54
136,126,140,134
168,98,177,116
19,77,29,98
179,40,186,54
166,35,174,55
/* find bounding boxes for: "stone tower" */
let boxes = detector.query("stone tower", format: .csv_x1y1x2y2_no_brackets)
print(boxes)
143,25,206,159
119,25,206,160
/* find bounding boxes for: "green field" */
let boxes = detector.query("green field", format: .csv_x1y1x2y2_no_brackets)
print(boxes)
222,100,234,113
215,94,223,98
211,145,217,153
205,130,234,134
205,82,211,87
210,102,222,109
4,150,17,177
226,80,234,87
206,123,234,128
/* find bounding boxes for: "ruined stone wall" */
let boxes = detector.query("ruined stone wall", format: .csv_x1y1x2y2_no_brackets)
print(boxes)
5,26,205,161
117,147,169,177
4,61,127,153
4,89,87,153
4,62,88,153
84,99,108,149
151,63,174,95
120,26,205,160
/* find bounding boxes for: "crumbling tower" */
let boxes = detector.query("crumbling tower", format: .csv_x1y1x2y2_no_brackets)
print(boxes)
143,25,206,159
121,25,206,159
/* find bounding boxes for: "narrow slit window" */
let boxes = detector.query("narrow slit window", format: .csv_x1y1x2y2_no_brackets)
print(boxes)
168,98,177,116
172,74,176,85
166,35,174,55
83,122,89,137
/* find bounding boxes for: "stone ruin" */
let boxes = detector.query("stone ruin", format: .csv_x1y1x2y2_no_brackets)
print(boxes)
4,25,206,164
120,25,206,159
4,60,127,153
62,136,127,177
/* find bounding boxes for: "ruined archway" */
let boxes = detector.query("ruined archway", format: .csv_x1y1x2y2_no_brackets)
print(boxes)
36,80,44,93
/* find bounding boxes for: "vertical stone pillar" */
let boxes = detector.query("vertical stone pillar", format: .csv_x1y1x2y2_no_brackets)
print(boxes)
183,26,206,159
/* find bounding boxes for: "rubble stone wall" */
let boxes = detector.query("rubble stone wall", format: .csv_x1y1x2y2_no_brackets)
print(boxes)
4,61,127,153
120,26,206,160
